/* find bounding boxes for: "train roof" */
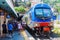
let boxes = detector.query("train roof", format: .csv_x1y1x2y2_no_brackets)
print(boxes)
34,3,51,9
26,3,51,14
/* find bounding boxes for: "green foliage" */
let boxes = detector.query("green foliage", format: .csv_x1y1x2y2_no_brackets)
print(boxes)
43,0,49,3
57,7,60,13
56,0,60,3
19,2,26,7
14,6,26,13
14,7,20,12
54,5,60,13
26,2,31,7
53,27,60,36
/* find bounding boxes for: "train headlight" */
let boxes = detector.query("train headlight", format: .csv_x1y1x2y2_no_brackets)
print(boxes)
49,22,53,26
34,23,40,27
50,23,53,26
33,23,37,27
35,24,38,26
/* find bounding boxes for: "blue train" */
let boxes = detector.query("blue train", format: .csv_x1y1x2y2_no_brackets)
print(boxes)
22,3,56,37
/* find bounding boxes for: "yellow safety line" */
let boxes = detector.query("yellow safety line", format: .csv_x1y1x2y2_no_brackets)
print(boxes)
20,30,28,40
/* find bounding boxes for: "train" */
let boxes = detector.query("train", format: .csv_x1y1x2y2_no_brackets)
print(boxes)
22,3,56,37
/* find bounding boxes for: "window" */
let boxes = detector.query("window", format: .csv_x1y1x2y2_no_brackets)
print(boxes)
43,9,51,17
35,9,43,16
35,8,52,19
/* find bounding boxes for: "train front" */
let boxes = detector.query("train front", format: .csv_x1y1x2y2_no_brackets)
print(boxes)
31,4,56,37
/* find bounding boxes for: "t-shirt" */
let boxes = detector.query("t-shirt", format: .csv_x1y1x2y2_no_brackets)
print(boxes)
22,21,26,25
18,23,22,29
8,24,13,30
2,24,6,30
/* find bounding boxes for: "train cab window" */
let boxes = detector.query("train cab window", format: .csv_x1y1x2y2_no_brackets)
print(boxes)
35,9,43,17
35,8,52,19
43,9,51,17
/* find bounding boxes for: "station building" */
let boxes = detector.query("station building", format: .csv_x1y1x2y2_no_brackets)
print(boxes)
0,0,18,35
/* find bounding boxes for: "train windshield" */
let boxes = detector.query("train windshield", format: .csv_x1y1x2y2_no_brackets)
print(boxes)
35,9,43,16
35,9,51,18
43,9,51,17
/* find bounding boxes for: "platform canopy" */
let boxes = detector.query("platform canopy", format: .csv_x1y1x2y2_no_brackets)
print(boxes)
0,0,18,18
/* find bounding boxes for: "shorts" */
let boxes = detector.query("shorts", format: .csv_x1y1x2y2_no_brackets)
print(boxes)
3,30,7,34
8,30,13,34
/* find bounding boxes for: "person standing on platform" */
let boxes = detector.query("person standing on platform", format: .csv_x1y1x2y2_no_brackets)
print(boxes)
21,20,26,29
18,22,23,34
2,21,7,37
7,22,13,37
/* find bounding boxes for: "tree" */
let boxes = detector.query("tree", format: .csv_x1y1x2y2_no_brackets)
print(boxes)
26,2,31,7
14,6,26,14
54,6,60,13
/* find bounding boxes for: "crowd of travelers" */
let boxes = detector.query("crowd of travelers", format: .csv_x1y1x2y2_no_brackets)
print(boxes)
1,15,27,38
1,20,24,38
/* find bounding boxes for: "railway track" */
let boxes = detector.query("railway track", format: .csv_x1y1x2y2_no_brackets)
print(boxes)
25,26,60,40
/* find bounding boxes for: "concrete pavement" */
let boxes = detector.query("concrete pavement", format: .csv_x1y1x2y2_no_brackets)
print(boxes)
0,30,34,40
0,31,24,40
